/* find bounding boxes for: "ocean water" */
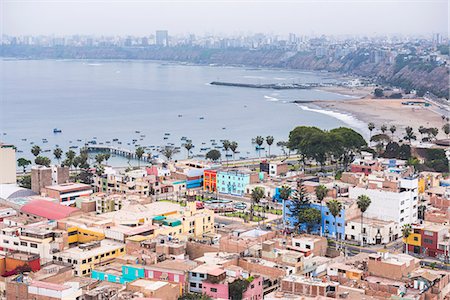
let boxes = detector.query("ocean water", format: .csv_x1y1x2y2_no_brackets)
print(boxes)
0,59,361,166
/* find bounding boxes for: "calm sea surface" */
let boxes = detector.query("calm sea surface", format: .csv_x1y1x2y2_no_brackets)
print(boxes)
1,59,360,166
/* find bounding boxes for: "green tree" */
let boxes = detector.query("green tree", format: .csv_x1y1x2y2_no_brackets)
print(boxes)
404,126,416,143
53,148,63,165
402,224,412,255
326,199,343,241
35,156,51,167
374,88,384,97
17,158,31,173
160,146,179,161
178,294,212,300
228,279,250,300
330,127,367,170
183,142,194,159
298,207,321,233
368,122,375,144
398,144,412,160
65,150,76,168
31,145,41,157
205,149,221,161
95,154,105,165
315,185,328,202
250,187,265,221
288,126,323,169
222,140,231,166
229,141,238,160
266,136,274,156
356,195,371,246
254,136,264,158
384,142,400,158
135,147,145,167
389,125,397,139
277,141,289,158
103,153,111,165
18,175,31,189
278,185,291,201
443,123,450,136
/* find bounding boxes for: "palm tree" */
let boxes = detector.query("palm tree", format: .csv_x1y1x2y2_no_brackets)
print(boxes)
250,187,265,222
17,158,31,173
229,141,238,160
356,195,371,246
31,145,41,158
404,126,417,144
402,224,412,255
278,185,291,201
380,124,387,134
183,142,193,159
255,136,264,158
103,153,111,165
266,136,274,157
66,150,76,169
222,140,231,166
95,154,104,165
135,147,145,167
160,146,179,162
315,185,328,236
53,148,63,165
368,123,375,145
326,199,343,242
389,125,397,140
443,123,450,137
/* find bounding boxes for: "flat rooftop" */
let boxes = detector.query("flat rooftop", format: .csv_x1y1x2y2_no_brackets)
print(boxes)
54,240,124,260
45,183,92,192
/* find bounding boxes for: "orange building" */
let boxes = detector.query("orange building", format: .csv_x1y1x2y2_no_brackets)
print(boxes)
203,170,217,192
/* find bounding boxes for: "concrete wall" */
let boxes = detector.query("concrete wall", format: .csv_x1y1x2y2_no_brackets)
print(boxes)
0,146,16,184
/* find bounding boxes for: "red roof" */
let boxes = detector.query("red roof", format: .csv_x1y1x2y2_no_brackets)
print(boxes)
21,199,79,220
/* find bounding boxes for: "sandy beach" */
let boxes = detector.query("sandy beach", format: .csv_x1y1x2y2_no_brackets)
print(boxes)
313,97,447,140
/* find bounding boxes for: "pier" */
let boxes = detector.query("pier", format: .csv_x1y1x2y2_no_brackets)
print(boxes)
210,81,323,90
86,145,152,161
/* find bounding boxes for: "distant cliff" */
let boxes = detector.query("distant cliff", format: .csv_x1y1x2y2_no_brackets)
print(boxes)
2,45,448,98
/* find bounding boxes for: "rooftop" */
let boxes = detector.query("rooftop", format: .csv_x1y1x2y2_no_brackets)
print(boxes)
54,239,124,260
148,259,197,272
44,183,92,193
21,199,80,220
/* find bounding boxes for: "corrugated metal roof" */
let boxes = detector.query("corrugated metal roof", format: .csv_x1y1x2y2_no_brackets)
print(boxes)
21,199,79,220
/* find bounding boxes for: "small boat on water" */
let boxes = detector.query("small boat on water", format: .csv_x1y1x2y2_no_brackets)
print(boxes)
163,137,168,140
222,127,226,130
53,128,62,133
43,149,51,153
77,139,82,142
199,117,204,120
21,138,27,141
69,146,78,149
135,131,140,134
178,114,183,117
43,140,48,143
118,142,122,145
164,133,170,136
181,137,187,140
113,138,119,142
17,150,23,153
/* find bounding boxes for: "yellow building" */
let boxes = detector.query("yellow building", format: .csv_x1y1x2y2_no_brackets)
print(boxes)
67,226,105,247
52,240,125,276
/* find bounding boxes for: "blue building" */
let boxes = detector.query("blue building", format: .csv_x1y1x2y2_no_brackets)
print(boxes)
91,265,145,284
283,200,346,240
217,170,258,196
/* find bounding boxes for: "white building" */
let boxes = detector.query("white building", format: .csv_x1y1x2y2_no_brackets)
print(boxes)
0,144,16,184
345,217,399,245
349,177,419,227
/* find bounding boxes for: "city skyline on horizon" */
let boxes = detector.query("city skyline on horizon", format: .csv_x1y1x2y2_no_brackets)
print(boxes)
2,0,447,37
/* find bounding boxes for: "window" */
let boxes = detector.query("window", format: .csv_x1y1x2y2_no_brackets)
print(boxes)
199,273,205,278
30,243,38,248
413,237,419,241
424,230,434,236
192,272,197,277
199,283,202,288
20,241,27,246
424,238,433,244
351,225,355,230
68,259,72,263
82,259,86,264
88,258,92,262
120,248,124,252
13,242,19,246
337,223,342,227
82,270,87,275
190,282,196,288
211,288,218,292
3,240,9,244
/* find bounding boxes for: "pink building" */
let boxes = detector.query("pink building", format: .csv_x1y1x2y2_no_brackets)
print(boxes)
144,259,197,292
201,267,263,300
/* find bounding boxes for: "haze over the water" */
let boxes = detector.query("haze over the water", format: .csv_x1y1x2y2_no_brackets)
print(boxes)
2,0,448,36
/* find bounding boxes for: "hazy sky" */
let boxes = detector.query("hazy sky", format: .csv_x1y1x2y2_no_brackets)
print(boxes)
1,0,448,36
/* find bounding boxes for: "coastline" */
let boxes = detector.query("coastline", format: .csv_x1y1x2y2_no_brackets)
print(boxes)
304,96,447,141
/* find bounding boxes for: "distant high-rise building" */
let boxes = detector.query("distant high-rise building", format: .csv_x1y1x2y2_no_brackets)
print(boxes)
289,33,297,44
155,30,169,47
0,143,16,184
141,37,149,46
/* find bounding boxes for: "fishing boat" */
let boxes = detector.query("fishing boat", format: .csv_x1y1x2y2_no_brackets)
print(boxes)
112,138,119,142
163,137,168,140
135,131,140,133
164,133,170,136
199,117,204,120
69,146,78,149
77,139,82,142
53,128,62,133
178,114,183,117
21,138,27,141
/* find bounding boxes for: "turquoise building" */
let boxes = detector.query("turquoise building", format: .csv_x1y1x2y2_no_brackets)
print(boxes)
91,265,145,284
217,170,253,196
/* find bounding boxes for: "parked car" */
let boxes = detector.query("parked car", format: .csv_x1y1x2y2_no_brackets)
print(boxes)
233,202,247,210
